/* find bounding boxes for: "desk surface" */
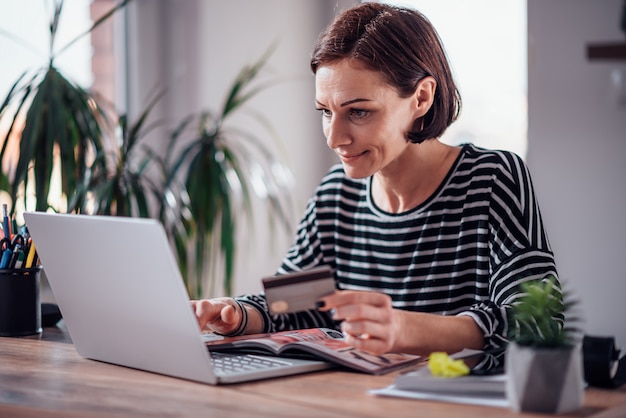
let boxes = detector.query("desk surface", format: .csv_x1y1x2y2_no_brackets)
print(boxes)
1,323,625,418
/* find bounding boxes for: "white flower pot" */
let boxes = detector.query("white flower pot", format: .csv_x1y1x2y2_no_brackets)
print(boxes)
506,343,584,414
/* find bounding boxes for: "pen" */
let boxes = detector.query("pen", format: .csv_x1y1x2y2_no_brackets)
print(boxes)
0,246,12,269
21,226,30,244
13,249,24,269
11,234,24,248
2,204,10,240
9,244,23,269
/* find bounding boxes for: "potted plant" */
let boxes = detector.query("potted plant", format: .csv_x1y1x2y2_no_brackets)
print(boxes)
506,275,584,414
0,0,129,217
71,49,294,299
161,47,295,298
68,90,165,219
1,2,294,300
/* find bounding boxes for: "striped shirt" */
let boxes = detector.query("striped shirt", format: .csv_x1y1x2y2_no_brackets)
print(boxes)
238,144,558,350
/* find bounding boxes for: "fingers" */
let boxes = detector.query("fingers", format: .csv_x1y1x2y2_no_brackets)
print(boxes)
319,290,391,312
341,318,394,355
220,303,238,325
190,298,241,335
316,290,395,354
318,290,392,322
191,299,219,329
342,331,390,355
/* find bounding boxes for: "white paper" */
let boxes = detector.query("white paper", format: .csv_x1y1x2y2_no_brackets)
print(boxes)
369,384,511,408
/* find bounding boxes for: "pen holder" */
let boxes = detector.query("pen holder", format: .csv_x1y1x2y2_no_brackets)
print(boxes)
0,267,42,337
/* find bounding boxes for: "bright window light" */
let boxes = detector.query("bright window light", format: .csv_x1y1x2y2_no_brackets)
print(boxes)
382,0,528,158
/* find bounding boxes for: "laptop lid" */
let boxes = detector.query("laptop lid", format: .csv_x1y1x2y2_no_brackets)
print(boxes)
24,212,220,384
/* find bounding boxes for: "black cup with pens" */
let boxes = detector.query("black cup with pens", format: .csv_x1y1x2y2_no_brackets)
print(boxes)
0,266,43,336
0,204,42,336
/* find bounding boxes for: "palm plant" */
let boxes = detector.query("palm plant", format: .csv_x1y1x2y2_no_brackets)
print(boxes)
1,1,294,299
71,48,295,299
0,0,130,216
163,48,295,298
68,91,164,218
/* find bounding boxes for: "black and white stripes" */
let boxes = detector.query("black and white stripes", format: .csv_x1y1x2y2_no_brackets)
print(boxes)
237,144,558,350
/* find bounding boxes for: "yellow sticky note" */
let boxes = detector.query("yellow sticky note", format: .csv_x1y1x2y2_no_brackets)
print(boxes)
428,352,470,378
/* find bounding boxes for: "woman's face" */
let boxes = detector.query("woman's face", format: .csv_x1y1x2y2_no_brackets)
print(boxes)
315,59,419,179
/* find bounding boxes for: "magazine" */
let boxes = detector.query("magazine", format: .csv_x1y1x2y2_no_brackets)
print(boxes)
204,328,422,375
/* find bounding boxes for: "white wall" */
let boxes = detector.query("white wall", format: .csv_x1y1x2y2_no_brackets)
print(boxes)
527,0,626,347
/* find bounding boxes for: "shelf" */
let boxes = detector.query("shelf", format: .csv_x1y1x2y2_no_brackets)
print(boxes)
587,41,626,61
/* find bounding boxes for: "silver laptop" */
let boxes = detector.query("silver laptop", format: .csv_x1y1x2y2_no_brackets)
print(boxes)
24,212,331,384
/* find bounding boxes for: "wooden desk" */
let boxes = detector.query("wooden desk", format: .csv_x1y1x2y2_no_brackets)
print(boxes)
1,323,625,418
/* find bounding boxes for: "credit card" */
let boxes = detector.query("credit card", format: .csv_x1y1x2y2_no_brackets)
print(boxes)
262,266,336,315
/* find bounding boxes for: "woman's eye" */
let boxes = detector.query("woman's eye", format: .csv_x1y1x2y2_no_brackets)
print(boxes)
350,109,369,119
316,107,369,121
316,108,332,118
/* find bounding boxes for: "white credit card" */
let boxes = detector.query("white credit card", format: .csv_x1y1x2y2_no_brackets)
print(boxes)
262,266,336,315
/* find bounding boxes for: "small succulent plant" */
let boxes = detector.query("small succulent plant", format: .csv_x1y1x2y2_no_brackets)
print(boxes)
509,275,581,348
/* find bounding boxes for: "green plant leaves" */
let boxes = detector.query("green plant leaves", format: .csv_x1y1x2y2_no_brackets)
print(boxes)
221,44,277,119
70,90,164,219
1,2,292,299
0,0,130,216
510,275,579,348
163,47,294,298
0,66,110,214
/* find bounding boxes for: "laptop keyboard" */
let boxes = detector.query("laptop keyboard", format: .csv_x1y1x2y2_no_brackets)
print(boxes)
210,351,293,375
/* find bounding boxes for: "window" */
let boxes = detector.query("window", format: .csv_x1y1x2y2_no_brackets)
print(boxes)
384,0,528,158
0,1,94,101
0,0,121,212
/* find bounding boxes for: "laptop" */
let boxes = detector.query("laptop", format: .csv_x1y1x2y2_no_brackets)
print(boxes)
24,212,332,384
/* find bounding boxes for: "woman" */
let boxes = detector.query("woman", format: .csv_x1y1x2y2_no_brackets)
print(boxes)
192,3,559,356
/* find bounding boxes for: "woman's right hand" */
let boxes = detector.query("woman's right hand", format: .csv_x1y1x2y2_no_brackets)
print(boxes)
190,298,242,335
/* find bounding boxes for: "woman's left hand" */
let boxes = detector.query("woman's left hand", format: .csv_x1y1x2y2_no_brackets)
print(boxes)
317,290,401,354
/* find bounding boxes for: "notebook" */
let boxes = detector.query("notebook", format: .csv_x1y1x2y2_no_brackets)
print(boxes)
24,212,332,384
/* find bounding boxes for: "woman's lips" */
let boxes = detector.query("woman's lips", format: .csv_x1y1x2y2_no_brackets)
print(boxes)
338,151,367,162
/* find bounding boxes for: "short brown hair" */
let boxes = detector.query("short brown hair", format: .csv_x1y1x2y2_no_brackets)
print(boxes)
310,3,461,143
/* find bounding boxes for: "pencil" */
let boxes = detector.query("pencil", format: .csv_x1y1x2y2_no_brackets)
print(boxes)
25,242,36,268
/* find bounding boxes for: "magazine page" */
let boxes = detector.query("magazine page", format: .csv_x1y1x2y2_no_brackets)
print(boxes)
288,329,422,374
205,328,422,374
205,328,337,353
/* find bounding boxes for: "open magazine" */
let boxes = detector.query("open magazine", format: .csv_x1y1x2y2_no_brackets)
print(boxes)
204,328,422,375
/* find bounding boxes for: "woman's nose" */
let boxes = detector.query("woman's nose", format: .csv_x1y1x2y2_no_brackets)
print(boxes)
325,118,350,149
